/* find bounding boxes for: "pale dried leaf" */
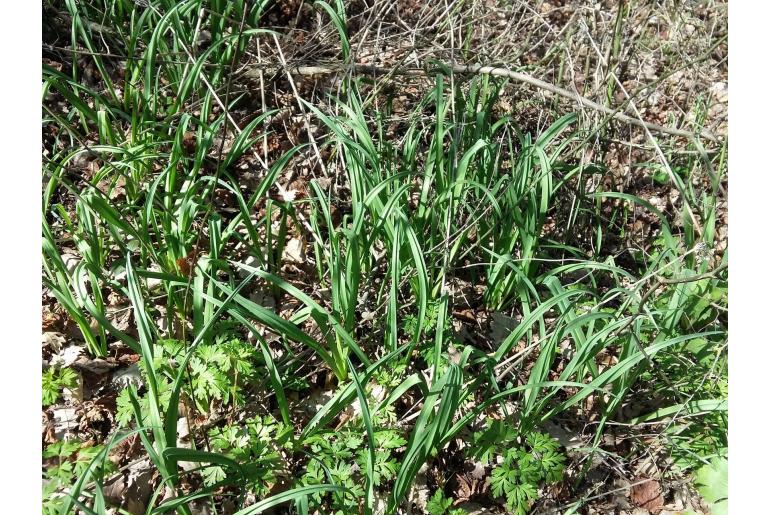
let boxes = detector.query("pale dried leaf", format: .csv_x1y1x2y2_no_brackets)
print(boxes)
282,237,304,263
42,332,66,353
50,345,84,368
52,407,79,440
543,420,583,450
61,253,81,275
280,188,298,202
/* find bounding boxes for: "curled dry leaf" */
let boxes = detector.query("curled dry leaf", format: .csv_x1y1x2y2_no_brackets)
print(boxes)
78,399,114,439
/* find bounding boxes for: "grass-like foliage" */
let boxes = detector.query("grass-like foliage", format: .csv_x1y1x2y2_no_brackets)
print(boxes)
41,0,727,513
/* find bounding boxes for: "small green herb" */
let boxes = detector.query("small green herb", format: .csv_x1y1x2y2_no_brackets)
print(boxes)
473,424,565,514
300,426,405,513
426,489,468,515
42,367,78,406
205,415,292,495
43,440,114,514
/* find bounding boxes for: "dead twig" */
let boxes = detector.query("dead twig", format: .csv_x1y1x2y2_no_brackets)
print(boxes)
244,61,718,143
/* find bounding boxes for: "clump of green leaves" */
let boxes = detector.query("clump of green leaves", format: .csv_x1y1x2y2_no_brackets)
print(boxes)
372,360,407,389
426,489,467,515
115,373,170,427
470,422,565,514
300,427,406,514
43,440,114,514
205,415,293,496
468,419,520,464
636,329,727,470
115,337,265,426
42,366,78,406
403,300,441,340
192,336,264,408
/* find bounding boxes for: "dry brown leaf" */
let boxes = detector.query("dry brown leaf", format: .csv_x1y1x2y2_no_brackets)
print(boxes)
631,478,664,514
182,131,196,154
71,356,118,376
42,411,57,445
42,306,64,332
103,459,155,514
